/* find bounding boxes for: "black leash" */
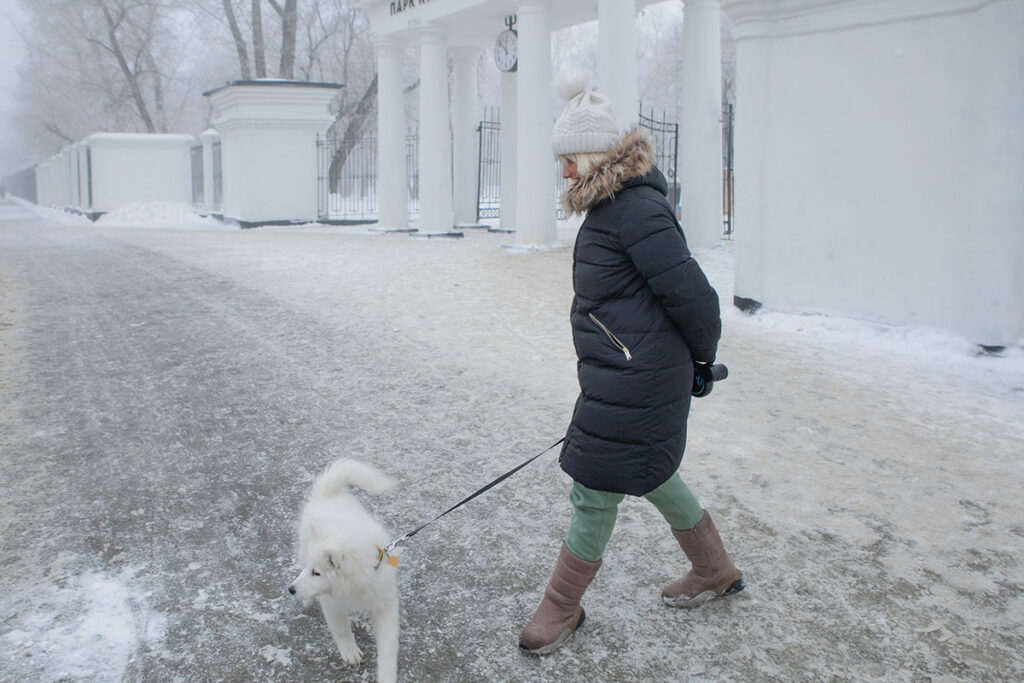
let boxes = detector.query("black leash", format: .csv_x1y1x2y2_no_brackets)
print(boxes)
377,437,565,561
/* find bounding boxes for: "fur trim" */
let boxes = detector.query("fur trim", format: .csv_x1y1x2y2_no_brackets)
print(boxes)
562,129,656,215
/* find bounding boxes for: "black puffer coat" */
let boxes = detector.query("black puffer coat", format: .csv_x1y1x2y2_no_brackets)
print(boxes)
560,129,722,496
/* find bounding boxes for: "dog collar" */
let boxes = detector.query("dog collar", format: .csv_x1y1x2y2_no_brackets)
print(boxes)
375,545,399,570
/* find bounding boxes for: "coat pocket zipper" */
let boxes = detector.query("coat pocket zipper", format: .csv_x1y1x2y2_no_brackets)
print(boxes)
588,313,633,361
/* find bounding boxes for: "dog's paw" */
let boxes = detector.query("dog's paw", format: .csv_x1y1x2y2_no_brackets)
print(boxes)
339,642,363,665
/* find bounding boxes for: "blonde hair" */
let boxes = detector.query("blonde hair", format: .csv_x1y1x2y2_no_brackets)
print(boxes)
558,151,606,178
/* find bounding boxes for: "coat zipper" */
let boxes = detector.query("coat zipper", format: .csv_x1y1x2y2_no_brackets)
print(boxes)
588,313,633,361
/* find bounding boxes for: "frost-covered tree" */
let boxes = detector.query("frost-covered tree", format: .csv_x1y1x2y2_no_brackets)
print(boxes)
11,0,206,157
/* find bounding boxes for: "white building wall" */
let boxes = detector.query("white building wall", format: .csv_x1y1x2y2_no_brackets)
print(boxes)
726,0,1024,346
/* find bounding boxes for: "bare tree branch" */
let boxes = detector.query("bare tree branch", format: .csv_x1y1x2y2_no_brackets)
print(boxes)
222,0,252,79
101,4,156,132
40,119,76,144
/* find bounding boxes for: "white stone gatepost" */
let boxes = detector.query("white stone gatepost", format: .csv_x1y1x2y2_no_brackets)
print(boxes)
203,80,341,225
376,37,408,229
514,0,557,246
680,0,724,249
199,129,220,214
452,46,483,227
500,71,518,233
417,28,455,234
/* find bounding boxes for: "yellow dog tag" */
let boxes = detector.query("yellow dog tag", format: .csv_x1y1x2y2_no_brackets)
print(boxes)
387,555,399,567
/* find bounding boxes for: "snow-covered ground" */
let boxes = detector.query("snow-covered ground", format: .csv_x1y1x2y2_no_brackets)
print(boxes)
2,198,1022,681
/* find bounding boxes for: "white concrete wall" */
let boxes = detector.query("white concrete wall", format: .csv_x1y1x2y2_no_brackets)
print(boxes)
34,134,194,213
84,134,194,213
725,0,1024,346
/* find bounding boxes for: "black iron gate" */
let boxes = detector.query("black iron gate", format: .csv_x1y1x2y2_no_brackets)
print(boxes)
476,114,501,221
638,105,680,212
722,103,735,238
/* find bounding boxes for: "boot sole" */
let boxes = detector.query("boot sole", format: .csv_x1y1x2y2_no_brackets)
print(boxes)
518,608,586,656
662,577,746,609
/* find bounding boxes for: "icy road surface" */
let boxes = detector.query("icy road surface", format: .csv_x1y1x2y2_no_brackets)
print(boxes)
1,200,1022,681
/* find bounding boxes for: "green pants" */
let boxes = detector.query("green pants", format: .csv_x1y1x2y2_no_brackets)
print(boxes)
565,473,705,562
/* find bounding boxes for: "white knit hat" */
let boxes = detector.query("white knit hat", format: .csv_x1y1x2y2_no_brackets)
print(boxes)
551,72,620,156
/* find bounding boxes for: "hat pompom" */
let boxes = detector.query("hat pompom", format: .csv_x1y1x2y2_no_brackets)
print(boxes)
551,70,620,156
555,70,592,102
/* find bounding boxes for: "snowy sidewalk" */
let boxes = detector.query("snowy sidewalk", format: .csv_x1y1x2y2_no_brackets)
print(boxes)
1,203,1022,681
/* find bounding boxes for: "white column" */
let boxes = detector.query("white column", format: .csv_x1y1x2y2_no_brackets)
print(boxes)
679,0,723,249
376,37,408,229
500,71,517,232
199,128,219,213
451,46,481,226
598,0,638,129
515,0,556,245
417,28,453,233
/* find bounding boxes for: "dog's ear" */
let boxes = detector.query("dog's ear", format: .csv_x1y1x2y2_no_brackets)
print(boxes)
323,550,343,570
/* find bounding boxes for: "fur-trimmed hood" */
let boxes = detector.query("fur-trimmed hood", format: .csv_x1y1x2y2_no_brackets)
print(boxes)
562,128,657,215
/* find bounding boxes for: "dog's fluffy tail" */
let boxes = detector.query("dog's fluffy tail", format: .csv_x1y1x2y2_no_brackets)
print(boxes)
311,458,396,499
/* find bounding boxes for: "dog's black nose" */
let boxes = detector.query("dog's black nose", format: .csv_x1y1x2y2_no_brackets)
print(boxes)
288,585,296,595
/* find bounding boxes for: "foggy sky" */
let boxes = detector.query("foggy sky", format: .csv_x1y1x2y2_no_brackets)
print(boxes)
1,0,27,173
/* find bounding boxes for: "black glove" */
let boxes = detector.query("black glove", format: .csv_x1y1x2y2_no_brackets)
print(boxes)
692,361,728,398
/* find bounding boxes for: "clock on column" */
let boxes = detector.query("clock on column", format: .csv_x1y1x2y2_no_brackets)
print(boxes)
494,17,517,72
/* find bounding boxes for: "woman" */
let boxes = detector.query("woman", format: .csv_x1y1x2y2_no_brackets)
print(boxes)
519,81,745,656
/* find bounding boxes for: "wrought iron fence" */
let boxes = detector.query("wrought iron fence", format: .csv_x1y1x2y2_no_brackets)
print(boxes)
638,104,680,211
722,103,735,238
317,133,378,220
405,132,419,220
317,131,419,221
476,114,501,221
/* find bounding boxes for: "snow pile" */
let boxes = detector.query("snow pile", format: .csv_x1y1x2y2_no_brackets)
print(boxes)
94,201,231,229
1,569,167,681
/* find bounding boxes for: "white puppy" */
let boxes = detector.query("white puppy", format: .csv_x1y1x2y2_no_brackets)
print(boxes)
289,459,401,683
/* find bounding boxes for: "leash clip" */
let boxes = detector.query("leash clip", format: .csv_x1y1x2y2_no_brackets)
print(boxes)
376,533,411,570
375,544,400,570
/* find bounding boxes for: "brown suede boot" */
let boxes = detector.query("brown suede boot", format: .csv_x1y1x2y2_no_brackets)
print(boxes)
519,543,602,655
662,511,745,608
